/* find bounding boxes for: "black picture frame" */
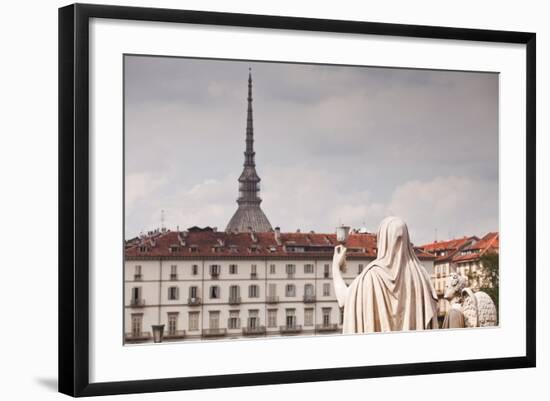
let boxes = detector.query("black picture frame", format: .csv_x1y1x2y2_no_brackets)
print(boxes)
58,3,536,397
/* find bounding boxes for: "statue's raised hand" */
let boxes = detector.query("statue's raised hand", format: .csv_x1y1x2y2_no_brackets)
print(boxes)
333,245,347,271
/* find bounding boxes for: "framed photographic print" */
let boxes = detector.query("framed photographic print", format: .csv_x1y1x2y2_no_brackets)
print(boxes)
58,3,536,397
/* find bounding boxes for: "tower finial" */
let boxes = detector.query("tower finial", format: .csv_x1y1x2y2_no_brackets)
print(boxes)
245,68,254,166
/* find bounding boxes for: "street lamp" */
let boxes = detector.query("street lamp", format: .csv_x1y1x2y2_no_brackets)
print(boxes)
336,224,350,248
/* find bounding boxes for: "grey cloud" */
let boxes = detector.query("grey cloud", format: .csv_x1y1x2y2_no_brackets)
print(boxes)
124,55,498,244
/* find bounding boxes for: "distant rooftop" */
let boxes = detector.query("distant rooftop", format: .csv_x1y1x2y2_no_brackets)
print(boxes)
420,232,499,263
453,232,499,263
419,236,479,262
125,227,435,260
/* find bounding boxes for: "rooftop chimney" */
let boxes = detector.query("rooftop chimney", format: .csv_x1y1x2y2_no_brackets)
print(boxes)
274,227,281,245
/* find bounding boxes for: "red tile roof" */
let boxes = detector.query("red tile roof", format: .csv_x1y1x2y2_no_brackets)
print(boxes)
419,236,478,262
125,228,434,260
420,237,472,252
452,232,499,263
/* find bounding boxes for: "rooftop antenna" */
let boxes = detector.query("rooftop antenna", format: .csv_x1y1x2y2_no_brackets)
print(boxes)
160,209,165,230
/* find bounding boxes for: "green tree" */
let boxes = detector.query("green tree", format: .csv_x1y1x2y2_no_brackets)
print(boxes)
469,252,499,311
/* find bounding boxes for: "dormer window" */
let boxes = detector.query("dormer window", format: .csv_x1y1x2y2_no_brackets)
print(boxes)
169,245,179,253
138,246,148,253
189,245,198,253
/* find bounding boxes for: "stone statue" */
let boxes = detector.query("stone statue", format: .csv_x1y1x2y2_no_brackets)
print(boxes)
441,272,498,328
332,216,439,333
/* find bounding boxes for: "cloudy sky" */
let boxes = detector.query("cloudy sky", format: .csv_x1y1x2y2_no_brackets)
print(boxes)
124,55,498,245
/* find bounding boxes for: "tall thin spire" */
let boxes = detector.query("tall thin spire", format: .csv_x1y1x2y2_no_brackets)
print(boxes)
225,69,272,233
245,68,255,166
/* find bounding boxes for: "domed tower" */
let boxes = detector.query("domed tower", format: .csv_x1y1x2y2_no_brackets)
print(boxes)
225,69,273,233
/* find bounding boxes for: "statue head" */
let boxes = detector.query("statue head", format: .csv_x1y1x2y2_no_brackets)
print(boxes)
376,216,413,260
444,272,466,300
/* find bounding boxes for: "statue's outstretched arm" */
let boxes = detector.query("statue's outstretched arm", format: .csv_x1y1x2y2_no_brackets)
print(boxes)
332,245,349,308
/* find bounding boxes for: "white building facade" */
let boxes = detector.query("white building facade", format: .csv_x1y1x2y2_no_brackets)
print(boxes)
124,228,435,343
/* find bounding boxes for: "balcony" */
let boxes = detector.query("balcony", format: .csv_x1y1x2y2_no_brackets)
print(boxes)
303,294,316,303
133,274,142,281
286,273,295,279
170,273,178,281
250,272,258,280
129,298,145,307
265,295,279,304
280,325,302,334
164,330,186,340
242,326,266,336
124,331,151,342
202,328,227,338
228,296,242,305
316,323,339,333
187,297,201,306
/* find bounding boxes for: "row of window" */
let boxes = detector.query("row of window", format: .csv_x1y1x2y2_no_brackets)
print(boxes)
130,308,340,336
130,282,332,303
133,263,367,280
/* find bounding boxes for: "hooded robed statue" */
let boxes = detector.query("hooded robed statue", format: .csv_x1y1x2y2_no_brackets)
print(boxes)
332,216,439,333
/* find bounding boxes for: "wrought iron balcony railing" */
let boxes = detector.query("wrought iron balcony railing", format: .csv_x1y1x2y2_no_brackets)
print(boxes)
164,330,186,339
265,296,279,304
124,331,151,342
280,325,302,334
316,323,339,332
202,328,227,337
303,294,316,303
228,296,242,305
242,326,266,336
187,297,202,306
130,298,145,307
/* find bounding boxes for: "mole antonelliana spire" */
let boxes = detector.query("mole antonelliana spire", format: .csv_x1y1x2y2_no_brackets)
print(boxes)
225,69,273,233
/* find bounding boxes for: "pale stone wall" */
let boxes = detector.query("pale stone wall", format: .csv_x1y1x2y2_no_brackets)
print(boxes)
124,255,435,343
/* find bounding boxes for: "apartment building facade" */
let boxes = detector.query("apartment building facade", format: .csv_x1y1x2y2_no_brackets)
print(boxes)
124,227,436,343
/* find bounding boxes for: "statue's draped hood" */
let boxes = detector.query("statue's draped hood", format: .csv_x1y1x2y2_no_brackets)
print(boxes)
342,216,439,333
